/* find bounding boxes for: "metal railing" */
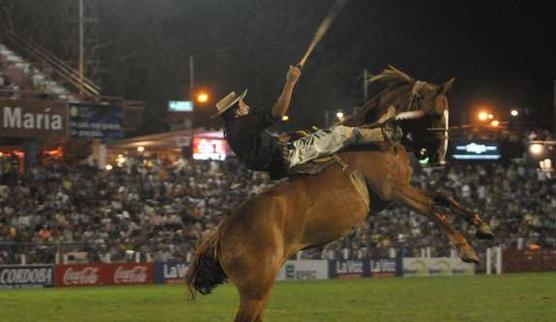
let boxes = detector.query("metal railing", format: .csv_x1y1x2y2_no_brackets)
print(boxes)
1,30,101,98
0,241,186,265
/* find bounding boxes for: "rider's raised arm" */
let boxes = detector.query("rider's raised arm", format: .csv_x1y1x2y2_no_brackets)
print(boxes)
271,65,301,119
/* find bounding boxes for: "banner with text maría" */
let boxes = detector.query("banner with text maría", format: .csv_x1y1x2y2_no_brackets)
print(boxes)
0,98,68,140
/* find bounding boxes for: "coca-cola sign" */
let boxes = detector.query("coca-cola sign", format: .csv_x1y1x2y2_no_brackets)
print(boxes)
56,263,153,287
63,267,99,285
114,266,148,284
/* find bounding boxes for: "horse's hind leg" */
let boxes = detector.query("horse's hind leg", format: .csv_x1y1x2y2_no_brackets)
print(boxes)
432,191,494,240
232,270,277,322
393,185,479,263
221,234,282,322
234,292,269,322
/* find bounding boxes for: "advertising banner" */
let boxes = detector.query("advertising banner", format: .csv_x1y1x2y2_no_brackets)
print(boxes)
329,260,369,279
0,265,55,289
276,260,328,281
55,263,154,287
56,264,104,287
370,258,401,277
502,248,556,273
154,262,188,284
192,135,229,161
450,140,502,161
0,98,68,139
403,258,474,277
69,102,124,140
111,263,153,285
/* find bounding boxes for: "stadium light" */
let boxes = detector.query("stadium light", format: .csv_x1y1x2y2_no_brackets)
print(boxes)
529,143,544,156
196,92,209,104
478,111,489,121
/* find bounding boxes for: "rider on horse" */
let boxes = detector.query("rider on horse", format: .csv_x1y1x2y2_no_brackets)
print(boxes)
212,65,402,179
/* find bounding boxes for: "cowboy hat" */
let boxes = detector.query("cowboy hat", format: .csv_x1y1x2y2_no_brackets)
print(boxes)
210,89,248,119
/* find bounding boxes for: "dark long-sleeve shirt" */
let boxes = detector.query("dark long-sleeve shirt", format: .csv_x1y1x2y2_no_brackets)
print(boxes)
224,110,279,172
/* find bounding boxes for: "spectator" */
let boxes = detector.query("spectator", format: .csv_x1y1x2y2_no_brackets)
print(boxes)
0,132,554,264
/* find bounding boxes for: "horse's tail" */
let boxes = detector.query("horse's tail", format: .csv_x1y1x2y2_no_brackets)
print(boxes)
185,229,227,300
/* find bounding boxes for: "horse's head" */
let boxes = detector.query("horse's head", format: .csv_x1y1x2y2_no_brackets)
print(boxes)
343,66,454,166
399,75,453,167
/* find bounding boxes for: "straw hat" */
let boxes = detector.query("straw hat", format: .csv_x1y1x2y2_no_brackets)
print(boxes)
210,89,248,119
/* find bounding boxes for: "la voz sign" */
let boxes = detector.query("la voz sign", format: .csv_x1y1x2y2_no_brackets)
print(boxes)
330,260,369,278
154,262,188,284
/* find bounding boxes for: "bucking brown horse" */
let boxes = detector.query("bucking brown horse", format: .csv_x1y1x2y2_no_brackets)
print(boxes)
185,66,493,322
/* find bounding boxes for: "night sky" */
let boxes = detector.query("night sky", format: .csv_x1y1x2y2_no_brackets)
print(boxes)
326,1,555,128
3,0,555,131
187,0,555,130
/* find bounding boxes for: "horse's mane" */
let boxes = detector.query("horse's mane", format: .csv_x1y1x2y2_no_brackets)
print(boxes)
341,66,415,127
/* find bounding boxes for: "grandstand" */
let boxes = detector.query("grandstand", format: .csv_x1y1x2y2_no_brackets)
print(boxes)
0,30,144,172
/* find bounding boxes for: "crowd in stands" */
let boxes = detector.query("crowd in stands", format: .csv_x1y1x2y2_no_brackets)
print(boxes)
0,156,272,264
0,51,58,100
1,148,555,265
0,59,19,98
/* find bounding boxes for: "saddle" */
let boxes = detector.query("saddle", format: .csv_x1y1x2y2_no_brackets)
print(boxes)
285,127,371,211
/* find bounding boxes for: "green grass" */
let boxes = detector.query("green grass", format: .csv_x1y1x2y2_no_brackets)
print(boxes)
1,273,555,322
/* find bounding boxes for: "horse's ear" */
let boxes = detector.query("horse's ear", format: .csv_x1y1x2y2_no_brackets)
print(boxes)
438,77,455,95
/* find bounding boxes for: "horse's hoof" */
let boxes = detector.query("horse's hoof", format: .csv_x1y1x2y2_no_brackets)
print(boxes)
476,224,495,240
460,249,479,264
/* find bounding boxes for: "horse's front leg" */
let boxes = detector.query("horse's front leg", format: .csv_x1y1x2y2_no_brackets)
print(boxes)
392,184,479,263
432,191,494,240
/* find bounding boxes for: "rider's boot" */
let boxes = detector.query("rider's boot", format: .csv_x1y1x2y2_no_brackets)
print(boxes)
352,105,402,144
353,127,387,143
353,125,402,144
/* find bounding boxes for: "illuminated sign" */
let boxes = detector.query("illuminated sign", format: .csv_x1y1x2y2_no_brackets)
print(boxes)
192,137,227,161
168,101,193,112
451,141,501,160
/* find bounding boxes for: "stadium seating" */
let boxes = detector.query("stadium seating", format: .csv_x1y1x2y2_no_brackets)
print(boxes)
1,151,554,265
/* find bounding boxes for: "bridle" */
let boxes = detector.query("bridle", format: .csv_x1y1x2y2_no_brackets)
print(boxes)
405,80,450,166
407,80,427,111
394,81,429,121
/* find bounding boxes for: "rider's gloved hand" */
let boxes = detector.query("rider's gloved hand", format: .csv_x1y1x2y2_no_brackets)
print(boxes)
287,65,302,83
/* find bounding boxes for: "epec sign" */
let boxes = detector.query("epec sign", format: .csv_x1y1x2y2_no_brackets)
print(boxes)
0,98,68,139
